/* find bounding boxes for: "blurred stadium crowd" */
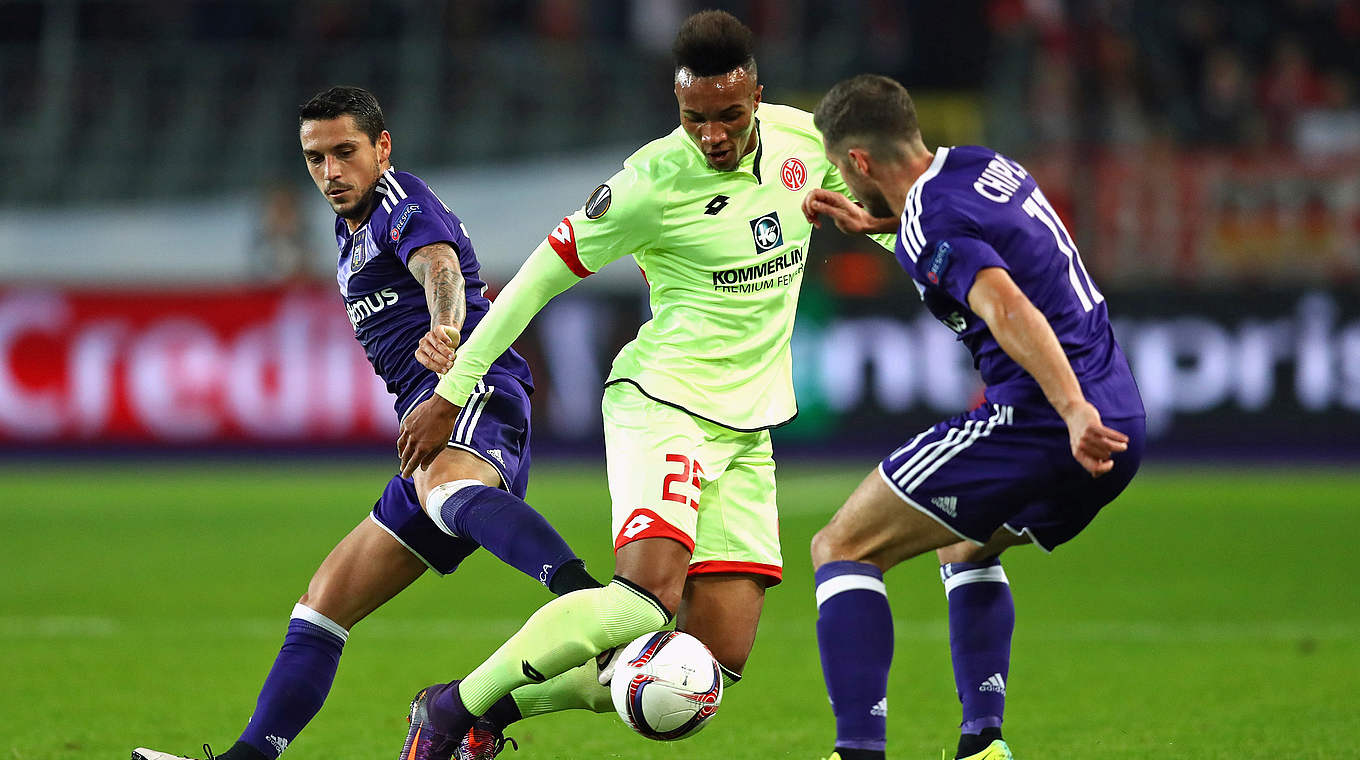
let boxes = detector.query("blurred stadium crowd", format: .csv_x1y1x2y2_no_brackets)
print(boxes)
2,0,1356,284
0,0,1356,453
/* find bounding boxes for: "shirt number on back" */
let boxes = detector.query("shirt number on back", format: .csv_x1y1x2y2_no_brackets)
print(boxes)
1021,188,1104,312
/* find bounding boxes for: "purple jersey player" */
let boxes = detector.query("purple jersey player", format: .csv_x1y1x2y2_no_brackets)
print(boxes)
133,87,600,760
802,76,1145,760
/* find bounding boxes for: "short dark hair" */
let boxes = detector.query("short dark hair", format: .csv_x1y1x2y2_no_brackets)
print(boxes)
673,10,757,79
298,86,385,143
814,74,919,160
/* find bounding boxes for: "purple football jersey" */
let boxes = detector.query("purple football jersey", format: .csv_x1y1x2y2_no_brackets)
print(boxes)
335,167,532,416
895,146,1143,420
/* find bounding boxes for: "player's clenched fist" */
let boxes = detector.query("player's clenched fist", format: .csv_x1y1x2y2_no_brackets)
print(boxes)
414,324,459,374
398,393,460,477
1062,401,1130,477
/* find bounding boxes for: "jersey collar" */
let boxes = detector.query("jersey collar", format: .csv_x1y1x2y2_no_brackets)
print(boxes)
678,118,764,182
737,117,764,183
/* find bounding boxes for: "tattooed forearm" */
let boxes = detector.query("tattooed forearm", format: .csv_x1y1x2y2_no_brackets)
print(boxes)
408,243,466,331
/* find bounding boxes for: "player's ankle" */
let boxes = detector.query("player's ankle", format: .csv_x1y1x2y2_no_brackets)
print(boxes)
481,690,523,730
546,558,602,595
955,726,1002,757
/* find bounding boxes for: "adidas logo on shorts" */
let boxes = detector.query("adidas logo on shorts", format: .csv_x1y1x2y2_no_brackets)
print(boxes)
931,495,958,517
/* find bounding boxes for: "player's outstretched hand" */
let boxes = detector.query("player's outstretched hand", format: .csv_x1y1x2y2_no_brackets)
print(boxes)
415,325,460,374
1063,401,1129,477
801,188,898,235
398,393,461,477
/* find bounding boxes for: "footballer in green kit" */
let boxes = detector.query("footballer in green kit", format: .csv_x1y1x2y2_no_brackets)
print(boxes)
395,11,893,757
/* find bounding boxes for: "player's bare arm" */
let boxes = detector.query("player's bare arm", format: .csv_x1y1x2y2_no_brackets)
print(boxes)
407,242,464,374
966,266,1128,476
801,188,898,235
399,237,585,477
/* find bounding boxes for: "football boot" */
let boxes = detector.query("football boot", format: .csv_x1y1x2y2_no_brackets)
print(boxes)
457,718,518,759
399,684,461,760
132,746,216,760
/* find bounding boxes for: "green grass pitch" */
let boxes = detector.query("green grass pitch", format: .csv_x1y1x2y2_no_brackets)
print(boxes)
2,460,1356,759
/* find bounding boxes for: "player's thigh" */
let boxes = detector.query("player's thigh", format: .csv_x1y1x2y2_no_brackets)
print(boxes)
676,573,765,675
811,466,963,572
413,447,501,508
302,515,428,630
935,529,1033,565
602,384,708,568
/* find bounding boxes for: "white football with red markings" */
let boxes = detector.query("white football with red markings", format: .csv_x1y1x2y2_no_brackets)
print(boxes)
609,630,723,741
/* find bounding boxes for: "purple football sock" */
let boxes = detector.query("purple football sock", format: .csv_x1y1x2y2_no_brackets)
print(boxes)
941,559,1014,735
815,560,893,752
235,607,346,759
436,484,582,590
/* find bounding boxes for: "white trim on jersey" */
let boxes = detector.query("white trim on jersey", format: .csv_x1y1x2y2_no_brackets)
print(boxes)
815,573,887,608
897,147,950,263
377,177,396,213
384,168,407,199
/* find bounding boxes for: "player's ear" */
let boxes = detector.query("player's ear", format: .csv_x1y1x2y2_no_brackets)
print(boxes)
377,130,393,163
752,84,763,110
848,147,871,176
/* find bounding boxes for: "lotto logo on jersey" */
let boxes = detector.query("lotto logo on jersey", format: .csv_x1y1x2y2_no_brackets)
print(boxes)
547,217,593,278
781,157,807,191
749,212,784,252
614,508,693,552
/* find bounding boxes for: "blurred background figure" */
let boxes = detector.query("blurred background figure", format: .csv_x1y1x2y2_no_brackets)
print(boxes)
250,183,324,286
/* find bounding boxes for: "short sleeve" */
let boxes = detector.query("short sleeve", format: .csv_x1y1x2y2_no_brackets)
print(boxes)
545,163,661,277
915,229,1009,306
389,199,459,264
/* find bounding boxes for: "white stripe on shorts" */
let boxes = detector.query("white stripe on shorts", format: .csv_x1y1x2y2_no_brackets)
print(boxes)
891,421,975,487
453,381,490,445
815,574,887,608
903,408,1003,493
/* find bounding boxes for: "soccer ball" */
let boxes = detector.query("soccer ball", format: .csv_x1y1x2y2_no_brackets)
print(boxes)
609,630,723,740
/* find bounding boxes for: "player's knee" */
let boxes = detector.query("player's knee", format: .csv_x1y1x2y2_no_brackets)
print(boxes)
810,525,858,569
297,589,355,629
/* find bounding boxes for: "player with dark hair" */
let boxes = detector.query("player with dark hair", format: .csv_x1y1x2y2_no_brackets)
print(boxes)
392,11,897,760
130,86,602,760
803,74,1146,760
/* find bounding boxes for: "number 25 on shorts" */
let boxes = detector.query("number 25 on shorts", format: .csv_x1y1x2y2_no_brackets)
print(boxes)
661,454,705,510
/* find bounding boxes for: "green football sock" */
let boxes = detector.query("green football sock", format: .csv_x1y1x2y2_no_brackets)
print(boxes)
511,659,613,718
458,579,670,716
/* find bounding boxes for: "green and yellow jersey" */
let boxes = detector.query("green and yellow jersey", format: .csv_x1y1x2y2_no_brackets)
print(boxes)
435,103,894,431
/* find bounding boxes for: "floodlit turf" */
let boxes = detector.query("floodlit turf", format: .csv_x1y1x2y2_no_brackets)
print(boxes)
2,460,1356,759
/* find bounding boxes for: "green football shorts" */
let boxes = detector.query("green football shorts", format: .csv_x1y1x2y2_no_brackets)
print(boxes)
602,381,783,586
